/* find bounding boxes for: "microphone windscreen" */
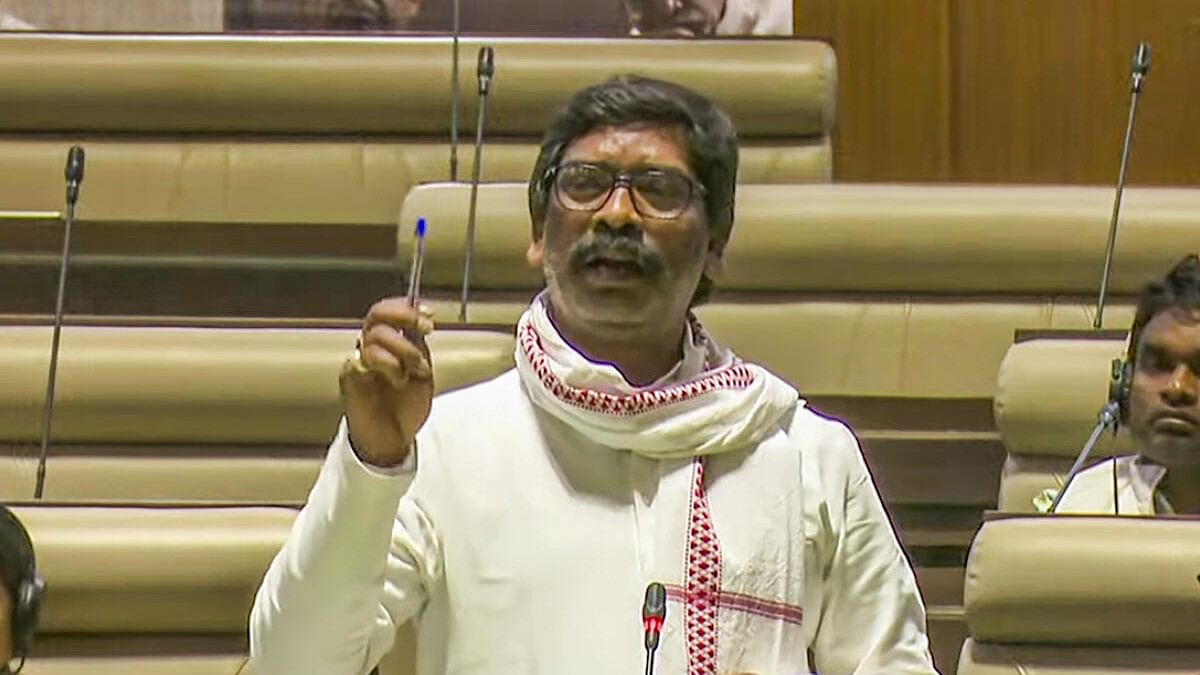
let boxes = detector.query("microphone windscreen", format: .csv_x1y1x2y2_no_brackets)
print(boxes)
65,146,85,185
477,46,495,93
1133,42,1151,75
642,582,667,620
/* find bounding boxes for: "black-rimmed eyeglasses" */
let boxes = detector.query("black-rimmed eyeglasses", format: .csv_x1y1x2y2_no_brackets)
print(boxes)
551,161,706,220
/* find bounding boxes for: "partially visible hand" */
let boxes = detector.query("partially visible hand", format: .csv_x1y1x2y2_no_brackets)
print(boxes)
339,299,434,468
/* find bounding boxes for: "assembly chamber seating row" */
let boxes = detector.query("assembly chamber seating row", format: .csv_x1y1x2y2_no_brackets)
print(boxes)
6,182,1199,673
2,31,1199,675
0,32,834,318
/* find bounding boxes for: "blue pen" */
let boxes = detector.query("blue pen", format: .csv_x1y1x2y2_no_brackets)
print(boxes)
405,217,427,307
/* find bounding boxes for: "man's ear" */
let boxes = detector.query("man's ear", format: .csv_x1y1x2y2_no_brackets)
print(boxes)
526,239,545,268
704,237,726,279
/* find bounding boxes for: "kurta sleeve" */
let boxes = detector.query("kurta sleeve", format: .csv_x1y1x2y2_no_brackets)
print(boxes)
807,422,938,674
249,418,443,675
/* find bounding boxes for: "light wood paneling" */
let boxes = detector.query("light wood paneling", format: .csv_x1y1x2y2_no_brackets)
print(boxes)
796,0,953,181
953,0,1200,185
795,0,1200,184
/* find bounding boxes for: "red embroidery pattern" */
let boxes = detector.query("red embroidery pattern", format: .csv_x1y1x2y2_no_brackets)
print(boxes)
684,459,721,675
518,322,755,417
664,585,804,627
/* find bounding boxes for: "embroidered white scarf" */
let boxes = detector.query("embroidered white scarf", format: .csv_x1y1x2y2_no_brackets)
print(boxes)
513,294,800,459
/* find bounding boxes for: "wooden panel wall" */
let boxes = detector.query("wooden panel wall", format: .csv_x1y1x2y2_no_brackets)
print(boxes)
796,0,953,181
796,0,1200,185
0,0,222,32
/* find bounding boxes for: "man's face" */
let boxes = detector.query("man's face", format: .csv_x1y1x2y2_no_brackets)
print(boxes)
1127,309,1200,471
624,0,724,36
527,123,721,337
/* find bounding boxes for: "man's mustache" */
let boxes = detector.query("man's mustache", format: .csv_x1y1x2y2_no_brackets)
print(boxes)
568,233,665,275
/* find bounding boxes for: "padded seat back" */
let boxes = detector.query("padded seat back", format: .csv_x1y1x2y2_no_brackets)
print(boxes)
993,337,1129,511
398,182,1200,400
958,515,1200,673
0,325,514,502
0,33,835,231
10,504,292,673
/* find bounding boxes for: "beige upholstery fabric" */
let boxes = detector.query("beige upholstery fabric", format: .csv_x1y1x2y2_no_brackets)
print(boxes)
993,338,1130,511
8,506,396,675
0,140,830,228
0,35,834,137
0,326,513,444
32,457,320,503
995,339,1132,458
997,455,1074,513
425,298,1135,399
964,516,1200,646
0,326,512,501
5,503,426,675
0,35,835,254
11,504,295,633
957,639,1200,675
23,657,248,675
401,183,1200,294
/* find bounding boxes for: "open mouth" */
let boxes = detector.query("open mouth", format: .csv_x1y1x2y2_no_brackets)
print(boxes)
584,257,643,276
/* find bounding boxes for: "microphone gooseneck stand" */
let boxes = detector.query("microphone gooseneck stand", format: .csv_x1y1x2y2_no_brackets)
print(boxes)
35,146,86,500
458,45,495,323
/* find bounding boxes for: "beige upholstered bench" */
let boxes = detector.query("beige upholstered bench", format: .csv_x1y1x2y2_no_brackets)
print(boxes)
0,33,835,318
11,504,291,674
958,515,1200,674
0,325,514,502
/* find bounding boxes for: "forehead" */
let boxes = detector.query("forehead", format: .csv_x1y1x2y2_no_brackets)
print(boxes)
1140,308,1200,351
561,123,693,174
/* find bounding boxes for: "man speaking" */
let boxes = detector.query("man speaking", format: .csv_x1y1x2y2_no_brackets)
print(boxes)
249,75,935,674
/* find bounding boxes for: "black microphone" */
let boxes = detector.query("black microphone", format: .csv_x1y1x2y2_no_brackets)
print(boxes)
1094,41,1151,329
36,145,86,499
641,582,666,675
1131,41,1151,93
477,45,495,96
65,146,85,206
458,45,496,322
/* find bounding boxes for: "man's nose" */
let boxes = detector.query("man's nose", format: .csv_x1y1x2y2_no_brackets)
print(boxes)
1163,364,1200,406
590,184,643,234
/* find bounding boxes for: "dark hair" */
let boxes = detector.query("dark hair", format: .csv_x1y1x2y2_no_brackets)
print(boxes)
527,74,739,307
0,508,32,613
1129,254,1200,366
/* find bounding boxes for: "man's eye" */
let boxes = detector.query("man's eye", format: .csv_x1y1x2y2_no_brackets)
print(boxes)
1144,353,1173,372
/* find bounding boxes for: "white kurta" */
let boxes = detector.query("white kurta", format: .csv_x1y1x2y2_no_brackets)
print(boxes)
250,369,934,674
1052,455,1167,515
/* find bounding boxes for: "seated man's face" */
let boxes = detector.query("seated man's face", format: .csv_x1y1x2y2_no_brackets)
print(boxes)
1128,308,1200,472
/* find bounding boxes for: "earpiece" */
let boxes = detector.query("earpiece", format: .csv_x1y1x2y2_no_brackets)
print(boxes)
0,506,44,670
1108,329,1136,427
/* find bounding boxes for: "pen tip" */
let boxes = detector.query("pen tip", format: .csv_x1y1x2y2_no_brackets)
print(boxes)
416,217,427,237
